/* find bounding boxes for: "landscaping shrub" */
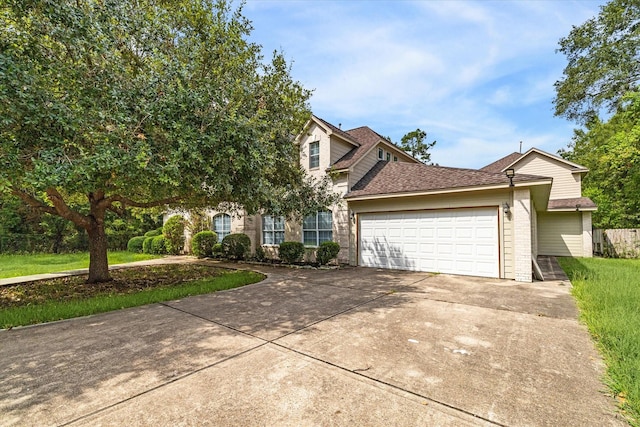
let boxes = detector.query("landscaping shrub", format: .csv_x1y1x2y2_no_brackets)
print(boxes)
221,233,251,260
142,236,154,254
278,241,305,264
163,215,185,255
151,235,167,254
191,231,218,258
144,228,162,238
317,241,340,265
254,245,266,262
127,236,146,253
212,243,223,256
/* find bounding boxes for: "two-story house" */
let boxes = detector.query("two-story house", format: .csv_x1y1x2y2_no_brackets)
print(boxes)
183,115,595,283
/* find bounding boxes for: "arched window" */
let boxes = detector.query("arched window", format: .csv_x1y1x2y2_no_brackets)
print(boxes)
262,215,285,245
212,214,231,240
303,210,332,246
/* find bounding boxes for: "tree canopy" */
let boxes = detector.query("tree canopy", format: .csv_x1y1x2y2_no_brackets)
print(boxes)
554,0,640,125
0,0,335,282
555,0,640,229
399,129,436,164
561,92,640,229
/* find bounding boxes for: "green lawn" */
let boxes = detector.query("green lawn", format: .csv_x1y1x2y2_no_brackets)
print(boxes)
0,252,161,279
0,268,264,329
558,257,640,426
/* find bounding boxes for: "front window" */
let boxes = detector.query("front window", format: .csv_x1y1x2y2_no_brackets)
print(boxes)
303,210,332,246
378,148,384,160
386,152,391,161
393,156,398,162
213,214,231,240
309,141,320,169
263,215,285,245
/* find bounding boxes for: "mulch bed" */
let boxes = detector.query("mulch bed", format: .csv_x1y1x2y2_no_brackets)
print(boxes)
0,264,229,309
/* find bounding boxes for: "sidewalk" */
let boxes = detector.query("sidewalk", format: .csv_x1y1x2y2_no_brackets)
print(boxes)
0,255,192,286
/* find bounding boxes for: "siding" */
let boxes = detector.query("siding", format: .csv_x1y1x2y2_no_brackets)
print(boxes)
538,212,583,256
514,153,581,199
330,138,354,165
351,146,383,188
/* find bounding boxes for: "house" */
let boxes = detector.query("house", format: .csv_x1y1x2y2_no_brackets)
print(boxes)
184,115,595,283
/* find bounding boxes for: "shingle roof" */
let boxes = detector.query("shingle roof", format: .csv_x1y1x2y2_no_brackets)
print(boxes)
548,197,597,210
313,116,359,146
331,126,415,170
345,161,549,199
480,152,522,173
330,126,381,170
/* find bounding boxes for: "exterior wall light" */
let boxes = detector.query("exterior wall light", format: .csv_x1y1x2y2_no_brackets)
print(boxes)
350,211,356,223
505,168,515,187
503,202,510,215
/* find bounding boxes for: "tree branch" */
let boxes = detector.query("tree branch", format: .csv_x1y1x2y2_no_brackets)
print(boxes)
45,187,92,229
11,188,58,216
103,194,183,209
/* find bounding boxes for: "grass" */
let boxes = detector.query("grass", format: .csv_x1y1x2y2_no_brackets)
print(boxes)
0,251,161,279
558,257,640,426
0,264,265,329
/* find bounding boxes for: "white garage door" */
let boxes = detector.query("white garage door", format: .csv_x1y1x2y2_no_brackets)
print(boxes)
359,208,499,278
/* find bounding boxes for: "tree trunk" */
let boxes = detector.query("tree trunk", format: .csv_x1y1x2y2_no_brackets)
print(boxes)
87,217,111,283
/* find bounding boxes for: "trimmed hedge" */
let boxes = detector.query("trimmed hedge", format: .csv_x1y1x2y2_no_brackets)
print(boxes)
142,236,155,254
144,228,162,238
127,236,146,253
151,235,167,254
278,241,305,264
221,233,251,260
191,231,218,258
317,241,340,265
163,215,185,255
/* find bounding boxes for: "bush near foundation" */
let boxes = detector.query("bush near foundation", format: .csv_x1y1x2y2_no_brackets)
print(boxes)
278,241,305,264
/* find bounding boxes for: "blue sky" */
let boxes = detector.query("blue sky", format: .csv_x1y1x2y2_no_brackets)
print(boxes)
243,0,607,169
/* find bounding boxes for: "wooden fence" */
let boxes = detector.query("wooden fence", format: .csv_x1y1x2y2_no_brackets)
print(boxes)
593,229,640,258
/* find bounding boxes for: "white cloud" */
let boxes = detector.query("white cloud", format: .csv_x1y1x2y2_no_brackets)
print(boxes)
244,0,606,168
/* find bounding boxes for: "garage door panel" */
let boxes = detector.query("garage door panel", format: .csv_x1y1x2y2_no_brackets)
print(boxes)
359,208,499,278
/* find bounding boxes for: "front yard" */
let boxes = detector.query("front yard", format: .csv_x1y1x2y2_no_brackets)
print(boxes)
0,251,160,279
559,257,640,426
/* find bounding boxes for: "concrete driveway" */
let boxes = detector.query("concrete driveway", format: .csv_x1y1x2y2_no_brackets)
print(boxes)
0,262,625,426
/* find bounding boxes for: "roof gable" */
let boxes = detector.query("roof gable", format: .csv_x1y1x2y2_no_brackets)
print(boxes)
482,148,587,173
346,161,550,199
332,126,419,170
297,115,360,147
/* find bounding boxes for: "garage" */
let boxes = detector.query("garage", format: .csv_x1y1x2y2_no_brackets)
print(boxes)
358,208,499,278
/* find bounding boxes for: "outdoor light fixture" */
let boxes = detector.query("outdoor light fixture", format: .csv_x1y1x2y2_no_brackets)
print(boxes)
350,211,356,223
503,202,510,215
575,204,581,212
505,168,515,187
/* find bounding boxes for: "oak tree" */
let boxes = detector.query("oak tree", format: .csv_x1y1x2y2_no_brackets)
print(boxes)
554,0,640,124
0,0,334,282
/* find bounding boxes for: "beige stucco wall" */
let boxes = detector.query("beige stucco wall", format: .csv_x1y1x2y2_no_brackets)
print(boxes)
513,153,582,200
347,189,515,279
299,123,332,180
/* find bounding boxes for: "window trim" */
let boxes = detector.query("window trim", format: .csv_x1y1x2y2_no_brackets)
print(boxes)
302,210,333,247
309,141,320,169
212,213,231,240
386,152,391,161
262,215,285,246
378,148,384,160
